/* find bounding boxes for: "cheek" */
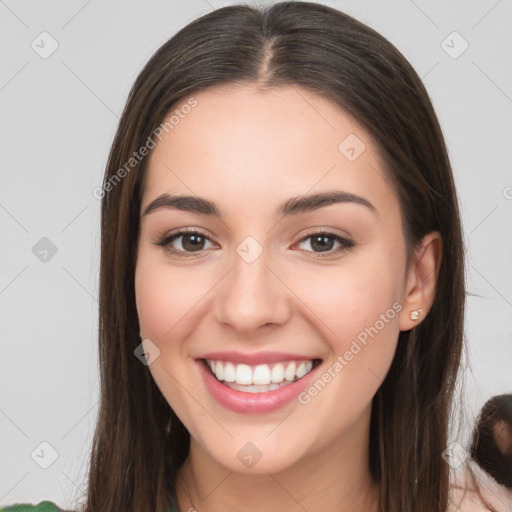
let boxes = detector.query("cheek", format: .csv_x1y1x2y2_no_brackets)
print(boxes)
291,252,404,344
134,256,200,409
134,256,204,428
135,254,210,342
287,245,405,404
135,272,171,339
291,278,401,438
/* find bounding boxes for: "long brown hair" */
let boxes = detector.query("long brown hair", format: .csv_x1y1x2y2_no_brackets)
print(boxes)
80,2,466,511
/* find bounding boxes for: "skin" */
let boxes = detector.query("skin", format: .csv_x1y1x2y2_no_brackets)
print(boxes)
135,84,441,512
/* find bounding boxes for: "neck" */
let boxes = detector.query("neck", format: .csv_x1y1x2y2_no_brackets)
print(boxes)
175,407,380,512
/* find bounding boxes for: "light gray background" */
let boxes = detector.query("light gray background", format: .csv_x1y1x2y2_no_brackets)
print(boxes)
1,0,511,508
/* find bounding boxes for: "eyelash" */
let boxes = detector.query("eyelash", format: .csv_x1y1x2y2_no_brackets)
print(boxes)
154,228,355,259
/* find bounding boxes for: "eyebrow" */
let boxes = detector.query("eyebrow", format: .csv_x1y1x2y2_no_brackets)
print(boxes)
142,190,377,218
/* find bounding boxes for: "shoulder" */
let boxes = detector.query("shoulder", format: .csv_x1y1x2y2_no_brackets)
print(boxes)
448,484,488,511
448,460,512,512
0,502,68,512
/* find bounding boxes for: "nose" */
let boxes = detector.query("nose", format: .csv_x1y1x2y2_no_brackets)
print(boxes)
212,247,292,335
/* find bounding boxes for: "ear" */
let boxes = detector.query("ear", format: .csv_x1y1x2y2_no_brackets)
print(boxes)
398,231,443,331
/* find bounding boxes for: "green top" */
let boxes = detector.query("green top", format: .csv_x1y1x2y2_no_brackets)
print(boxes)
0,504,63,512
0,501,62,512
0,502,178,512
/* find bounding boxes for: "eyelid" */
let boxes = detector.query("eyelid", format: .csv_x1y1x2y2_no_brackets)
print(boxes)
295,227,352,242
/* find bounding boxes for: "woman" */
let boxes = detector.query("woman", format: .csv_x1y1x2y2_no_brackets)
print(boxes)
2,2,493,511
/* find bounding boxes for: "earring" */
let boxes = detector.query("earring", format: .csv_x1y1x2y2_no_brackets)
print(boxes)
410,309,423,321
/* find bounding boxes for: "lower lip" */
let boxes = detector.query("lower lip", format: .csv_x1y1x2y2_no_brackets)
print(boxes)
197,359,321,414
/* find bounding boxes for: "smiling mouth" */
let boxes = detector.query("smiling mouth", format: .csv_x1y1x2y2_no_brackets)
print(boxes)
201,358,322,394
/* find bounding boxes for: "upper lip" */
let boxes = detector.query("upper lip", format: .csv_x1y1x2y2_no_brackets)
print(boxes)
198,351,320,366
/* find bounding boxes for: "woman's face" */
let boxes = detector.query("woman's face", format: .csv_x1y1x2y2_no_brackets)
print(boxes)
135,84,429,474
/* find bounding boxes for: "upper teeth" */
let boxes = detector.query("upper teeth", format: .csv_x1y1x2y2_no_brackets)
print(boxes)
206,359,314,385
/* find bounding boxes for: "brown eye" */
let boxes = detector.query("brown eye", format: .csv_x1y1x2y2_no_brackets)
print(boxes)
296,232,354,256
177,233,207,252
155,230,215,256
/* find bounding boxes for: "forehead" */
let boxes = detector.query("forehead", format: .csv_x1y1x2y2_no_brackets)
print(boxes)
142,84,398,218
